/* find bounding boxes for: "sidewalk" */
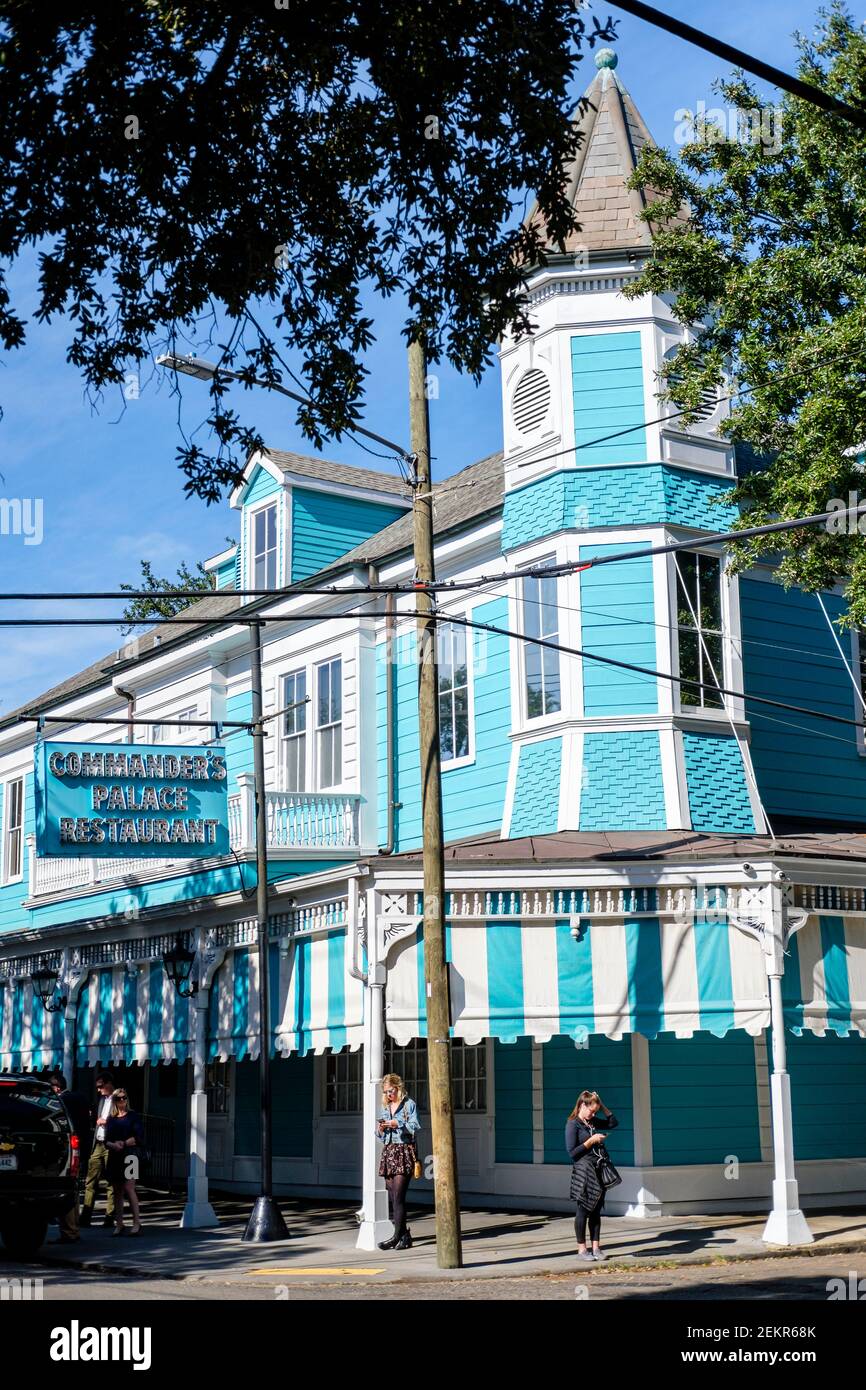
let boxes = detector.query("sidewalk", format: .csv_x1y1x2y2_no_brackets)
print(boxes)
36,1194,866,1286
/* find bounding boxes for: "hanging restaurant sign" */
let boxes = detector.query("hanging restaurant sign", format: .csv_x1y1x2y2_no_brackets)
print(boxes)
35,742,230,858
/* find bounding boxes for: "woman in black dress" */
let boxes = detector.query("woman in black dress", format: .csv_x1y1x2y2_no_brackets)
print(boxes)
565,1089,618,1262
104,1090,145,1236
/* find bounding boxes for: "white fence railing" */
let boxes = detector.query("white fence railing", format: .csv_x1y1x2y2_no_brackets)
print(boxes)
26,785,362,899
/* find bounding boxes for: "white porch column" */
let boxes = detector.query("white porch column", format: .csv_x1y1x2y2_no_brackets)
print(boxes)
625,1032,662,1218
181,934,220,1229
356,886,391,1251
762,881,813,1247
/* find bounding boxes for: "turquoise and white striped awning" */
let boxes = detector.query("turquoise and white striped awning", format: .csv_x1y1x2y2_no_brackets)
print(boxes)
386,916,771,1044
207,934,365,1060
75,964,191,1067
0,979,64,1073
782,914,866,1037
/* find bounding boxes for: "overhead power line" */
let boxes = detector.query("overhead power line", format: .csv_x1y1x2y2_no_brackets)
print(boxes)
609,0,866,130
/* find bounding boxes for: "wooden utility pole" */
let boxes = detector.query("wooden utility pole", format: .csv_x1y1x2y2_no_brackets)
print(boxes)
408,335,463,1269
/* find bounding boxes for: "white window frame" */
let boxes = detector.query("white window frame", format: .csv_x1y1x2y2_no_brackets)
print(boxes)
672,548,727,715
151,706,198,744
436,616,475,770
247,498,279,591
520,559,563,724
315,656,343,790
2,775,24,885
281,668,308,791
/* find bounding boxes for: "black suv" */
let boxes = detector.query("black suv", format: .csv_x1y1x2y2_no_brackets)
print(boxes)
0,1074,79,1256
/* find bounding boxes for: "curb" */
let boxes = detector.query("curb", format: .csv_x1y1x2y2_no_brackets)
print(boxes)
33,1236,866,1284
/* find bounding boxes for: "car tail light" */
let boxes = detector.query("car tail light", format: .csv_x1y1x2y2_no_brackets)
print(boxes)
70,1132,80,1179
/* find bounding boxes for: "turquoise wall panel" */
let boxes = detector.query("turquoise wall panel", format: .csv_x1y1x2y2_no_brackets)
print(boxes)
376,599,512,852
224,692,253,795
502,464,738,551
214,556,237,590
740,578,866,822
580,731,666,830
682,732,755,833
571,332,647,466
649,1032,761,1165
542,1035,634,1165
493,1037,534,1163
234,1054,315,1157
290,487,403,582
148,1061,189,1150
784,1032,866,1158
579,543,657,715
509,738,562,839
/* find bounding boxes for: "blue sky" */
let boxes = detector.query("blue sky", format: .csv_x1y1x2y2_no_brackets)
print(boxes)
0,0,847,713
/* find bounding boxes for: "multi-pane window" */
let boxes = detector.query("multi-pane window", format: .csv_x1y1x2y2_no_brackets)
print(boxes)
2,778,23,882
323,1040,487,1114
206,1059,230,1115
317,658,342,788
252,503,278,589
151,707,196,743
282,670,307,792
522,572,561,718
676,552,724,709
438,622,470,764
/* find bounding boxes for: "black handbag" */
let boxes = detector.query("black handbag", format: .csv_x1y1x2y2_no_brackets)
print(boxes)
594,1147,622,1190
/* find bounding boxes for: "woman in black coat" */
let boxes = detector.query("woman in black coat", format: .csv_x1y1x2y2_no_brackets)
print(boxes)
565,1089,618,1262
104,1090,145,1236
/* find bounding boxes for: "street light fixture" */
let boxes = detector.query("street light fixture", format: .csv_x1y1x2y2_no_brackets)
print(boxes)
31,959,66,1013
163,936,197,999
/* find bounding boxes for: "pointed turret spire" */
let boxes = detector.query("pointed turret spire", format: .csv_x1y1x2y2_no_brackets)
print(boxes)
528,49,671,256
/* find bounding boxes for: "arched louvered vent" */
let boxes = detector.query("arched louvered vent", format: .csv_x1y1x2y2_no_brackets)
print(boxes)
512,368,551,434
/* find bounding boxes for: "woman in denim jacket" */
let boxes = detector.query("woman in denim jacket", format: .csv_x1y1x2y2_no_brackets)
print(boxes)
376,1073,420,1251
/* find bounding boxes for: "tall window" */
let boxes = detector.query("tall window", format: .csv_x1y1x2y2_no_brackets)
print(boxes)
438,621,470,764
522,572,561,717
252,503,277,589
282,669,307,792
317,658,342,788
324,1039,486,1113
676,552,724,709
3,778,23,882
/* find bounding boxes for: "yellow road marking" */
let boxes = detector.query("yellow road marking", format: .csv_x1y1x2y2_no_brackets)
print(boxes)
246,1267,385,1277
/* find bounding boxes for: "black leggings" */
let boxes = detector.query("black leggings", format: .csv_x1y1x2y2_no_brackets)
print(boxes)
386,1174,411,1239
575,1198,603,1246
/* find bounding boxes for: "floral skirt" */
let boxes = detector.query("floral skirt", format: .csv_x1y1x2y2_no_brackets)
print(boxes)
379,1143,416,1179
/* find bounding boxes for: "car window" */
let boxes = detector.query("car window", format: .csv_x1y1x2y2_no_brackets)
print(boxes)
0,1088,69,1129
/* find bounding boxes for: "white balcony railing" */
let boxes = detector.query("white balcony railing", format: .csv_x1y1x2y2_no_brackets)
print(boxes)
26,777,362,900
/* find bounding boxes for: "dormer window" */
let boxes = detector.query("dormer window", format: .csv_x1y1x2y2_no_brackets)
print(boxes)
252,503,278,589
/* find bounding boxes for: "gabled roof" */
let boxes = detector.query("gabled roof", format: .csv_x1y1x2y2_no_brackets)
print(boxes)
231,446,409,508
526,50,682,257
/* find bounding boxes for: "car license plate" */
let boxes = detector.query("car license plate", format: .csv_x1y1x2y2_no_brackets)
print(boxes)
0,1154,18,1170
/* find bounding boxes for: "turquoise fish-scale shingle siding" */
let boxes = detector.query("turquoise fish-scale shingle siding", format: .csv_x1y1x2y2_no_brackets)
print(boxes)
509,738,562,839
580,730,666,830
682,731,755,833
502,464,738,551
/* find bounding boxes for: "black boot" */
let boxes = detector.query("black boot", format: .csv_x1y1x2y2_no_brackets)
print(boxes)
394,1230,413,1250
378,1234,398,1250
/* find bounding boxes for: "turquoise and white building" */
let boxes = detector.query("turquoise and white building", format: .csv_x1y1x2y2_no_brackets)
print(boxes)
1,53,865,1247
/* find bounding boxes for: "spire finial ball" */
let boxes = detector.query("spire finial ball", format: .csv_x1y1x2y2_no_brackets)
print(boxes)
595,48,618,69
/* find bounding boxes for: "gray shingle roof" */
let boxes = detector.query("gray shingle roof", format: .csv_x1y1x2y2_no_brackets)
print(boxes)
0,450,504,731
262,448,408,498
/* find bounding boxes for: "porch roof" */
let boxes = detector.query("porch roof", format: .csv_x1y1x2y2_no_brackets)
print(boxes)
386,831,866,868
